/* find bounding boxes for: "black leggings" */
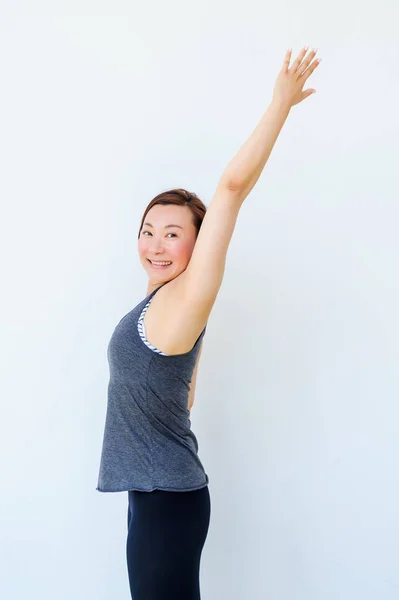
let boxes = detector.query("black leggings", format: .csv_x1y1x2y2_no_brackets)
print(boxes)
126,485,211,600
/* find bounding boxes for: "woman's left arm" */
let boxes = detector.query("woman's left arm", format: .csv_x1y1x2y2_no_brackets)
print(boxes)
221,46,321,198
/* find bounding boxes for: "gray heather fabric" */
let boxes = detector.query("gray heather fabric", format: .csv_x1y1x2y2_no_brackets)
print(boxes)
96,283,209,493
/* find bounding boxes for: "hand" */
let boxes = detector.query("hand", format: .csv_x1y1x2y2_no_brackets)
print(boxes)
272,46,321,109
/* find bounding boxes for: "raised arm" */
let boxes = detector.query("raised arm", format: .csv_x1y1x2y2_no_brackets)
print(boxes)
181,47,321,321
220,46,320,198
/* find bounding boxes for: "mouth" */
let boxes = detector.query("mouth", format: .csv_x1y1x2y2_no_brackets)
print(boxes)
147,259,173,269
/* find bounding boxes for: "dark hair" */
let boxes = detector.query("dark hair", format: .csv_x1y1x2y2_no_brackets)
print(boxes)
137,188,207,239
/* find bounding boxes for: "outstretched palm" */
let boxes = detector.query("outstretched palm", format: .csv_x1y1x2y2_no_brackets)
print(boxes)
272,46,321,108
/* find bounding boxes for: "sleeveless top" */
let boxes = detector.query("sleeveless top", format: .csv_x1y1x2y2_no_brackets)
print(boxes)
96,282,209,493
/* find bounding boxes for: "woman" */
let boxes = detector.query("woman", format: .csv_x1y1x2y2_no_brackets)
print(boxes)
96,47,321,599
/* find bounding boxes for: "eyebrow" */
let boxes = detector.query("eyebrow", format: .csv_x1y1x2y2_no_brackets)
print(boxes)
143,222,183,230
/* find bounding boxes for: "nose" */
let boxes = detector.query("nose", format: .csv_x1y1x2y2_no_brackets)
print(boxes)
149,237,164,254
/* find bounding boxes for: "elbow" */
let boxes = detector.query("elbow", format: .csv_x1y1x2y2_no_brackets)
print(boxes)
219,176,249,202
221,177,243,192
226,179,242,191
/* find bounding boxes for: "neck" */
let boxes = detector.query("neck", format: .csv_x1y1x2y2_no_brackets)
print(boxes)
146,281,162,296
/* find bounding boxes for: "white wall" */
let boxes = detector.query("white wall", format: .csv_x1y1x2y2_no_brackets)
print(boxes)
1,2,398,599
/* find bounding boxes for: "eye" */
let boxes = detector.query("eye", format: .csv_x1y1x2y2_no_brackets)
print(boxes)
141,231,177,238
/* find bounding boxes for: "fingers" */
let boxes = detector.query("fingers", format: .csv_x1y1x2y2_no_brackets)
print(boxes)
290,46,310,72
289,46,320,74
298,48,318,73
299,54,321,81
282,49,292,71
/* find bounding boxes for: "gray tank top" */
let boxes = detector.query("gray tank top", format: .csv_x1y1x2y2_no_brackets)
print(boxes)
96,282,209,493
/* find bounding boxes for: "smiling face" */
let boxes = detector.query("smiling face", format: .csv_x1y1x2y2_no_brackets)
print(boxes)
138,203,198,294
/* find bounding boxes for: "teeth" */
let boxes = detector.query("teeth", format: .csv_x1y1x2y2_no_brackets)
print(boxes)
150,261,172,265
